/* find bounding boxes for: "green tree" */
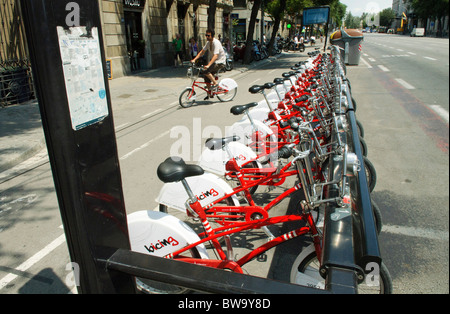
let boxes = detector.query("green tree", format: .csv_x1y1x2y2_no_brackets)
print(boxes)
361,12,368,28
330,1,347,28
410,0,449,36
265,0,288,55
207,0,218,31
379,8,395,27
344,12,360,28
312,0,346,28
244,0,262,64
285,0,313,22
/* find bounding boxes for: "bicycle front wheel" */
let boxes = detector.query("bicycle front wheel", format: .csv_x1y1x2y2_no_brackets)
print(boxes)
179,87,196,108
217,87,237,102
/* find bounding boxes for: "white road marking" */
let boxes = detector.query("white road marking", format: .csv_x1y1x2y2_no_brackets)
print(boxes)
424,56,437,61
360,57,372,69
368,58,376,62
428,105,450,123
0,149,49,182
249,78,261,85
377,65,390,72
395,78,415,90
0,234,66,290
141,108,163,119
120,130,170,160
408,52,416,55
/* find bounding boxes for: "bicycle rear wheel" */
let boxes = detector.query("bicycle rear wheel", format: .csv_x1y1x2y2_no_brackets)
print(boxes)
136,246,201,294
179,87,196,108
217,87,237,102
363,156,377,193
290,246,393,294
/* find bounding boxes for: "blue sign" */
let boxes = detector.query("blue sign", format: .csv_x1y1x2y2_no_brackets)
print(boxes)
303,6,330,25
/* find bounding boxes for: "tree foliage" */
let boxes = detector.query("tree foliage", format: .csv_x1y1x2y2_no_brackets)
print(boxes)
265,0,288,55
244,0,262,64
409,0,449,36
207,0,218,31
344,12,360,29
410,0,449,20
379,8,395,27
242,0,350,60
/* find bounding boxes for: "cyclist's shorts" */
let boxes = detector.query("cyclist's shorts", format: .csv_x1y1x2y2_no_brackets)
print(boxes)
204,63,225,75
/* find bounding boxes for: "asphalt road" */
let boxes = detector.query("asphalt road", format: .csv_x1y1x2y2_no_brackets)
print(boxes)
0,35,448,293
350,33,449,293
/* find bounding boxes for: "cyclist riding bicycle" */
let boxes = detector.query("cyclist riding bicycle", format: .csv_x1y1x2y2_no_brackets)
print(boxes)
191,29,226,93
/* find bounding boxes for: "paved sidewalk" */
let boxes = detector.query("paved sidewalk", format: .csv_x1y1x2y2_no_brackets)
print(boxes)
0,54,285,174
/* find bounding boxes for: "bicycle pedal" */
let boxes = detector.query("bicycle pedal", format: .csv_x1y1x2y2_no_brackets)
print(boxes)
262,226,275,241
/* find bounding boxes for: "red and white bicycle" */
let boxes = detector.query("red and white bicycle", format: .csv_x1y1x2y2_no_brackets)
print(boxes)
179,62,238,108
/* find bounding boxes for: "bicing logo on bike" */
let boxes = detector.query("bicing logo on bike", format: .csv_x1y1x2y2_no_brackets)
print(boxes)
234,154,247,162
144,237,180,253
196,189,219,201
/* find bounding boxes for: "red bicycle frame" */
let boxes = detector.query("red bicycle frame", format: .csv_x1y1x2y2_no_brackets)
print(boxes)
188,65,231,98
164,199,322,273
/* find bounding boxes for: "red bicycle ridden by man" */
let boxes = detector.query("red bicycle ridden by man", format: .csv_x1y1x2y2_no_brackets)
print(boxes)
179,29,238,107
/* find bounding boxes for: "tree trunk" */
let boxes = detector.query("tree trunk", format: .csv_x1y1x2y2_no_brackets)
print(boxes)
244,0,261,64
207,0,218,31
267,0,287,56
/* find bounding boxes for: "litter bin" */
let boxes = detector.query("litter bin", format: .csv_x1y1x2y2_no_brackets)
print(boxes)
330,29,364,65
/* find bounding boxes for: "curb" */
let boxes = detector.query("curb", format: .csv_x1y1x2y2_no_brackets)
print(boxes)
0,137,47,174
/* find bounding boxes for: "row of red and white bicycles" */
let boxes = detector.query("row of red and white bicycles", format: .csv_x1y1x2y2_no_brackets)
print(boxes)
127,46,393,294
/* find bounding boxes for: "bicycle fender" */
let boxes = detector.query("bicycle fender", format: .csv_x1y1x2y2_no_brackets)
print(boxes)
254,98,278,111
127,210,209,259
275,84,288,97
289,244,325,289
218,78,237,91
198,141,259,176
226,119,275,146
238,107,270,123
156,172,239,212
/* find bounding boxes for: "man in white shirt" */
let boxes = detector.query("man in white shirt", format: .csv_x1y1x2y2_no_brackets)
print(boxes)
191,29,226,89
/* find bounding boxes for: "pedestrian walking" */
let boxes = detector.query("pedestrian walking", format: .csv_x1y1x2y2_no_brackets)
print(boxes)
173,33,183,67
189,37,198,60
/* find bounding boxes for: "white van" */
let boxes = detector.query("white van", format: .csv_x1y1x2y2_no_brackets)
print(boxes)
411,28,425,37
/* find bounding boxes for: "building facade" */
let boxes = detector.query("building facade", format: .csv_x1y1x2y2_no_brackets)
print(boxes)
391,0,449,36
100,0,234,78
0,0,34,107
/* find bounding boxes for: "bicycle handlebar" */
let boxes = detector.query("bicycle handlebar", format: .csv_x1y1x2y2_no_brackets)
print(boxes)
189,62,207,70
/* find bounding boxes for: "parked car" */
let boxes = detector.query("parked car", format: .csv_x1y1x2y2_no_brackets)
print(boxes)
410,28,425,37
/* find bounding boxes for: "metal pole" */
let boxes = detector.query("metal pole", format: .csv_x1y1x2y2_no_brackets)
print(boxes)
20,0,135,293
